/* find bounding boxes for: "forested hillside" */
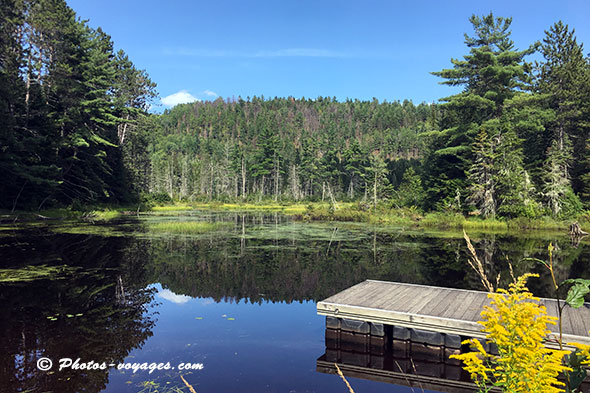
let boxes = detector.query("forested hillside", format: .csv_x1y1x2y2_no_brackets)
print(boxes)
141,14,590,219
2,4,590,220
138,97,435,202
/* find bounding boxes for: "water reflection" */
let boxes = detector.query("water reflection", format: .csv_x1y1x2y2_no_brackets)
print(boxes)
0,232,156,393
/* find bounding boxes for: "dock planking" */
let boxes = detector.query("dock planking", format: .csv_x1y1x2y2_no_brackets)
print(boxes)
317,280,590,347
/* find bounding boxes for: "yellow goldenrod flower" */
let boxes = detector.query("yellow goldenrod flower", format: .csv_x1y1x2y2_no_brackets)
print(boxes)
454,274,572,393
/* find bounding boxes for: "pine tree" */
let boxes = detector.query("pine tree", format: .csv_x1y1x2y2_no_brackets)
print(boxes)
427,13,535,210
536,21,589,197
495,122,539,218
343,139,366,199
395,167,424,208
543,137,577,217
466,128,496,218
365,152,391,208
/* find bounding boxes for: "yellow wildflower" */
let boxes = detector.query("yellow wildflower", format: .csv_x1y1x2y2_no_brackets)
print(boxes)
454,274,572,393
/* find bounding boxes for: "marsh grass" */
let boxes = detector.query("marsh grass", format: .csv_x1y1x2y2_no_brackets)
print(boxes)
148,221,231,234
191,202,317,214
87,209,121,221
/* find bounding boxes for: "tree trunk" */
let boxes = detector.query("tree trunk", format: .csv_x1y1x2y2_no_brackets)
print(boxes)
373,173,378,209
241,155,246,198
569,222,588,236
274,155,279,201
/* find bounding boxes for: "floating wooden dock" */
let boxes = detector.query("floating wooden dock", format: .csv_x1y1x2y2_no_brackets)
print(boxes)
317,280,590,347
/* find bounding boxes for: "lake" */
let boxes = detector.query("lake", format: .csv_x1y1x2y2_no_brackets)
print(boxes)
1,211,589,393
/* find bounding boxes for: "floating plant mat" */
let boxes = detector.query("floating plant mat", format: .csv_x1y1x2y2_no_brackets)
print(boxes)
50,221,138,237
242,222,368,242
0,264,82,283
146,220,233,234
0,264,114,283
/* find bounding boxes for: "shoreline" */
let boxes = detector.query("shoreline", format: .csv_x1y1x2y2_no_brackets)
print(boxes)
1,201,585,233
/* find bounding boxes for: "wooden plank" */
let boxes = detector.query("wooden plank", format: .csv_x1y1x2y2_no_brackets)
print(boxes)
367,283,413,309
564,304,588,337
459,292,489,321
407,287,447,315
439,290,474,319
384,286,438,313
417,289,456,316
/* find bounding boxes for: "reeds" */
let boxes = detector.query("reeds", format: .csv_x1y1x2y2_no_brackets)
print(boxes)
463,230,497,292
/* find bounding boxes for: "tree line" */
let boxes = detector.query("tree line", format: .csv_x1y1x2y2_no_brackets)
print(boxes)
2,6,590,220
138,96,435,204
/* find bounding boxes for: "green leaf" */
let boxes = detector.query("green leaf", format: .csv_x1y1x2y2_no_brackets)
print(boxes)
521,257,549,268
565,282,590,308
566,351,588,391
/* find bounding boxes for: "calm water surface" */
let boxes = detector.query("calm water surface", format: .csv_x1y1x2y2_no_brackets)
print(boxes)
2,212,590,393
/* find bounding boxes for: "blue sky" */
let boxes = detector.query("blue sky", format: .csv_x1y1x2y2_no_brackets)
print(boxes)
67,0,590,110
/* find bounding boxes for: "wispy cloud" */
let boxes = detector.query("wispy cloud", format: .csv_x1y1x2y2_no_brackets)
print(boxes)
163,47,353,58
158,288,191,304
202,89,218,98
161,90,200,107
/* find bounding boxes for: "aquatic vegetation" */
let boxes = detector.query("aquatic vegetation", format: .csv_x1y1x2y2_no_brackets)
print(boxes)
190,202,315,214
152,204,194,212
0,264,80,282
452,274,571,393
85,209,122,221
147,221,231,234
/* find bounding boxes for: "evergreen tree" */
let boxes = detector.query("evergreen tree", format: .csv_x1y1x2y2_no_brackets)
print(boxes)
543,137,575,217
395,167,424,208
536,22,590,198
466,128,496,217
365,152,391,208
427,13,535,210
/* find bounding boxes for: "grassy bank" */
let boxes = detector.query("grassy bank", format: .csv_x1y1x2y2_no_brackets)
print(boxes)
2,200,587,232
147,201,584,231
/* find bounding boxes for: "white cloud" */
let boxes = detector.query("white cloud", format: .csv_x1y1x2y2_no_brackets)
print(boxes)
158,288,191,304
161,90,200,107
203,89,218,98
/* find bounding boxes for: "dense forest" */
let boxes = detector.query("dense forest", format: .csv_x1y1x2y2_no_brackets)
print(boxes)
0,0,156,210
2,3,590,219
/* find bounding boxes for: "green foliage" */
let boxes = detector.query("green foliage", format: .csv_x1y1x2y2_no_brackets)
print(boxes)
394,167,425,208
3,7,590,225
562,278,590,309
0,0,155,210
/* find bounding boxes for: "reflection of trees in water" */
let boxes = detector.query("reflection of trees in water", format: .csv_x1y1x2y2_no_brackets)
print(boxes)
3,218,590,392
449,234,590,297
138,228,470,303
0,233,156,393
133,220,590,303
